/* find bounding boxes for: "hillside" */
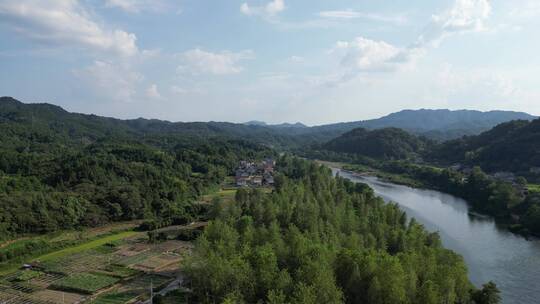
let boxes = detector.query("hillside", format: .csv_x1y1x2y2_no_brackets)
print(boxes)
324,127,428,160
431,119,540,176
0,97,277,238
0,97,307,149
311,109,536,141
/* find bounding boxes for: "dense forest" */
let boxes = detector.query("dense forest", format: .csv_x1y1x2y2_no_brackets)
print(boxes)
429,119,540,178
299,119,540,236
305,117,540,180
185,157,499,303
0,97,277,238
323,127,429,161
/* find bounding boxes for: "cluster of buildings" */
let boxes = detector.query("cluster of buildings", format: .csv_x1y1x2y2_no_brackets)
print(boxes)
235,159,275,187
450,164,529,196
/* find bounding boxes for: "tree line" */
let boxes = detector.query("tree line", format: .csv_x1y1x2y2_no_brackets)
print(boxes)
185,157,500,304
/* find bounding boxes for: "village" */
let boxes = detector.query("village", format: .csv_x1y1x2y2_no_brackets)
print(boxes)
234,158,275,188
450,163,530,197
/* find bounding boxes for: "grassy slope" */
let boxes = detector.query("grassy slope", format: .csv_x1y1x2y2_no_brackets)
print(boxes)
37,231,139,262
0,231,139,275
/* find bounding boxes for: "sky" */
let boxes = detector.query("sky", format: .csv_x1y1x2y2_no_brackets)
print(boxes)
1,0,540,125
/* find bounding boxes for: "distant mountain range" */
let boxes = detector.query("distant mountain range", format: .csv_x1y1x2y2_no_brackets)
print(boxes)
1,97,536,146
244,120,308,129
249,109,536,141
0,97,304,149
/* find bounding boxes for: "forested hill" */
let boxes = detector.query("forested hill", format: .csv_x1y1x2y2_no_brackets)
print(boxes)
0,96,303,149
323,127,429,160
310,109,536,141
186,157,498,303
430,119,540,175
0,96,278,238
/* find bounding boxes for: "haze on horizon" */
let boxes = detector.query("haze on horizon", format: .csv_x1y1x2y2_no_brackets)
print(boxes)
1,0,540,125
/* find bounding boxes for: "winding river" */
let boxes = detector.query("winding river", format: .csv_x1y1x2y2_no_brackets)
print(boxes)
335,169,540,304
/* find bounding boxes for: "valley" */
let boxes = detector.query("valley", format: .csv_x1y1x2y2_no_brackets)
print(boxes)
2,97,540,303
4,1,540,303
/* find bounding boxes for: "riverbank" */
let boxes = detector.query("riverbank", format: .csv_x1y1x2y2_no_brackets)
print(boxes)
315,159,428,188
334,169,540,304
317,159,539,238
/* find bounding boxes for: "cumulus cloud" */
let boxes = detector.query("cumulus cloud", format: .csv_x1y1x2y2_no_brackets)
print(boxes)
418,0,491,46
177,49,254,75
0,0,138,57
331,37,422,82
240,0,285,18
74,61,143,102
332,0,491,82
318,10,407,25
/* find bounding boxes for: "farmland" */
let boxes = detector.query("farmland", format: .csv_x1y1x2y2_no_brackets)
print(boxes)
0,221,142,276
0,226,194,304
51,273,120,294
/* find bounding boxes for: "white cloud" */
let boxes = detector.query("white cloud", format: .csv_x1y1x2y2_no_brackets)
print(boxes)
332,37,421,80
318,10,407,25
177,49,254,75
74,61,143,102
145,84,161,99
104,0,170,14
418,0,491,46
240,0,285,18
331,0,491,82
0,0,138,57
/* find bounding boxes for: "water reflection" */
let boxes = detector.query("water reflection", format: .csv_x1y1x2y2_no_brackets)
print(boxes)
337,170,540,304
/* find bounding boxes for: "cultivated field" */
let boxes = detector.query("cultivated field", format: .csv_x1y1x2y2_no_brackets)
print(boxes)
0,230,192,304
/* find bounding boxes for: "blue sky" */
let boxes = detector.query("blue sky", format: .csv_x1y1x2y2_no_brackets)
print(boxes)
1,0,540,125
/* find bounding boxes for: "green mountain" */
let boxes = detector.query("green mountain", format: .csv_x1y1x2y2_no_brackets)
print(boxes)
0,96,307,149
430,119,540,175
311,109,536,141
0,97,276,238
324,127,428,160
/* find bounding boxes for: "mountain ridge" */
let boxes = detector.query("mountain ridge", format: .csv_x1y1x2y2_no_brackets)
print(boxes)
2,97,536,143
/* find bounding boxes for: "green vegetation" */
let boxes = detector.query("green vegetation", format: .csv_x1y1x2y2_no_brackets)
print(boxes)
101,264,141,278
12,270,42,281
91,291,139,304
324,127,429,160
37,231,137,262
202,189,238,203
0,230,138,276
154,290,190,304
185,157,496,303
0,97,276,239
302,118,540,237
341,160,540,236
51,272,119,294
429,119,540,181
528,184,540,193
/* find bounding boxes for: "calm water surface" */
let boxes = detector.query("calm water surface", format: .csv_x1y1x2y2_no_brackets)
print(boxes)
336,169,540,304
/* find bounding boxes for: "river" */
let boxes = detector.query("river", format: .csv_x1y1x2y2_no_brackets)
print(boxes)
335,169,540,304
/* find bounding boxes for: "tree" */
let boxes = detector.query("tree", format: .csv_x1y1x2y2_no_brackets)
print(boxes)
472,281,501,304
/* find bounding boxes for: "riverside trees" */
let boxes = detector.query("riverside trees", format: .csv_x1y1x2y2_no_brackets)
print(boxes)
186,157,494,303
